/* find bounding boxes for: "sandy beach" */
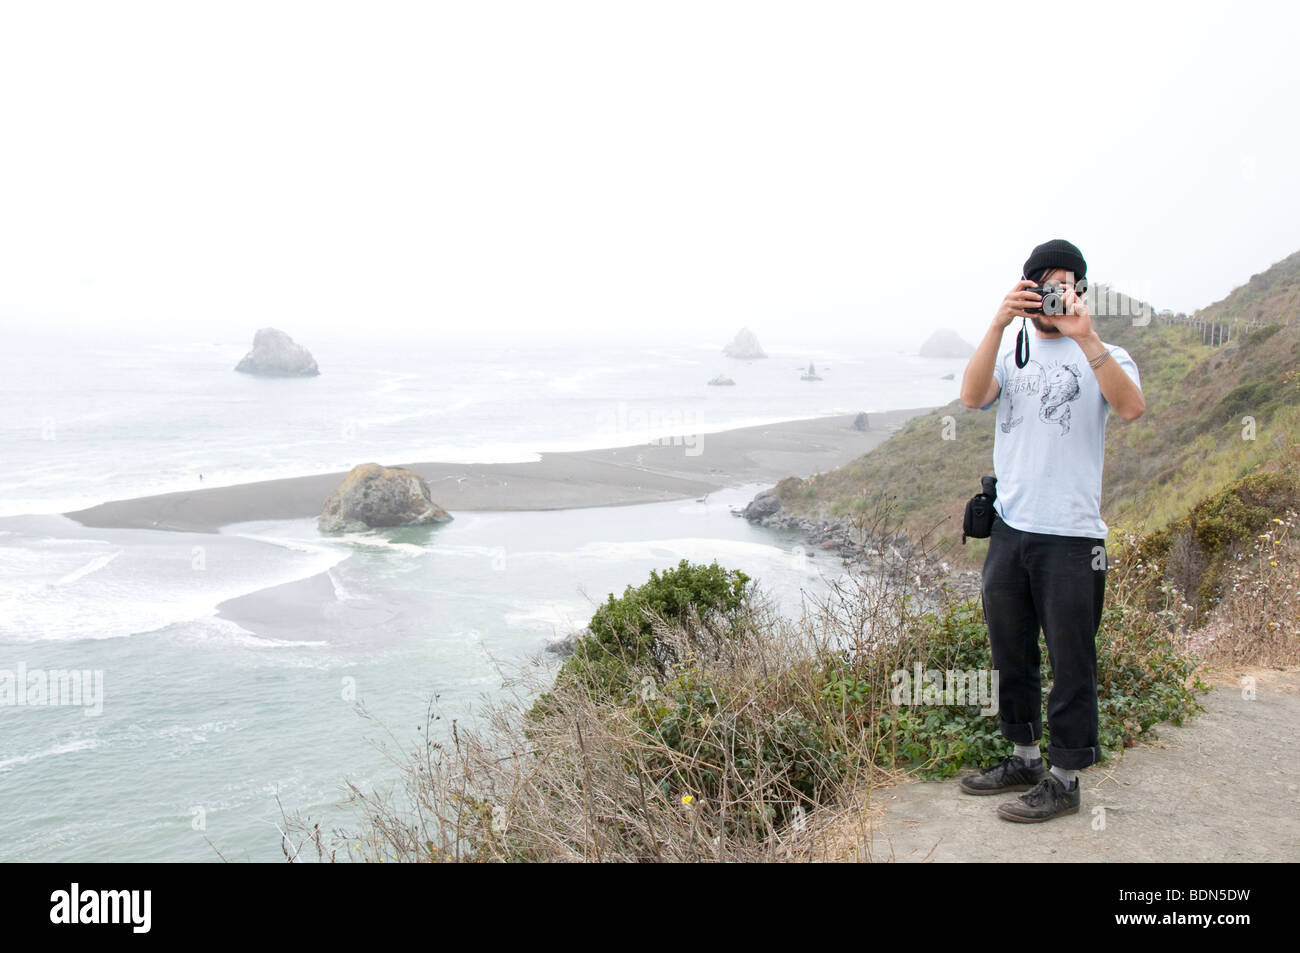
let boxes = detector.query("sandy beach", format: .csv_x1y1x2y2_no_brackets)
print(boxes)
62,407,936,533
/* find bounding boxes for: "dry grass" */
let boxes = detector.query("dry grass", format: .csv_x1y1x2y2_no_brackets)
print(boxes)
1186,512,1299,667
279,596,911,862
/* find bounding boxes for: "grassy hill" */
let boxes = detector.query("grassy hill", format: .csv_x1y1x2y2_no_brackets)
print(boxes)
1190,248,1300,326
764,253,1300,570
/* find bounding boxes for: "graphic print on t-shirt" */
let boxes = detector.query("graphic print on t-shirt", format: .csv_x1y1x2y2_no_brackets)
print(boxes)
1000,358,1083,436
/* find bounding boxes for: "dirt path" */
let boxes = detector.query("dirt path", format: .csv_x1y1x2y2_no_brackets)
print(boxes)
848,668,1300,862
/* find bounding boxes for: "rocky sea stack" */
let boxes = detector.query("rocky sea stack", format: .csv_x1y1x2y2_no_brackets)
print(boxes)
235,328,320,377
918,328,974,359
318,463,453,534
723,327,767,359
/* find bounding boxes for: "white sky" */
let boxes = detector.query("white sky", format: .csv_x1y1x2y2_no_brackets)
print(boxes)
1,0,1297,350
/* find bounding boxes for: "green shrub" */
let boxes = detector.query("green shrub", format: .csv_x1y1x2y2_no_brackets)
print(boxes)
529,559,751,719
627,660,849,833
873,599,1005,777
1141,469,1300,616
872,597,1208,779
1244,322,1283,346
1095,602,1208,752
1215,379,1274,423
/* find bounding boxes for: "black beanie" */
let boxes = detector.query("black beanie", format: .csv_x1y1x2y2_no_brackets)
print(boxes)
1022,239,1087,282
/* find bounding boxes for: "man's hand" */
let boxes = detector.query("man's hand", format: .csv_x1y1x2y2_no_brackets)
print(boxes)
995,279,1042,329
1051,286,1095,341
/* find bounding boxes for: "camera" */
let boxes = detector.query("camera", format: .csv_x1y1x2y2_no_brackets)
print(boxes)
1025,277,1087,316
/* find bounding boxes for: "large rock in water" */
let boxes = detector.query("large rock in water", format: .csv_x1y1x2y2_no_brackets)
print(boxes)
918,329,975,359
318,463,453,533
723,327,767,359
742,489,782,521
235,328,320,377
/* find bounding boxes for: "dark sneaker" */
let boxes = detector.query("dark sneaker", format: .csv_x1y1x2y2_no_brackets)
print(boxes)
959,755,1045,796
997,774,1081,823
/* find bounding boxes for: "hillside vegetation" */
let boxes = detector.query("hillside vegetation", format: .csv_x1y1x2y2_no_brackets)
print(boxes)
1190,247,1300,327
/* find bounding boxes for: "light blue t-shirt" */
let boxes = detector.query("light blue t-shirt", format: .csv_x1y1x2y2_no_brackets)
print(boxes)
978,335,1141,538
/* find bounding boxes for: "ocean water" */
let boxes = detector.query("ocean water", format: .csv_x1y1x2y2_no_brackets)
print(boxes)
0,326,965,861
0,325,961,516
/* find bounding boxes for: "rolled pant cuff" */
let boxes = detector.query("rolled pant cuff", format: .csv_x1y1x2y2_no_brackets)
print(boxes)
999,718,1042,745
1048,743,1101,770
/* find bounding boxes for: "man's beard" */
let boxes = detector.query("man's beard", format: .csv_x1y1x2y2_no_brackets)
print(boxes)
1031,315,1060,334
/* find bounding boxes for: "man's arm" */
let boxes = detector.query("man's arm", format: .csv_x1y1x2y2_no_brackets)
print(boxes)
1048,288,1145,421
1073,333,1145,421
960,320,1005,409
961,279,1040,409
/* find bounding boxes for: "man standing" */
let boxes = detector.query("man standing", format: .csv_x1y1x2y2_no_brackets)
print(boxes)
957,239,1145,822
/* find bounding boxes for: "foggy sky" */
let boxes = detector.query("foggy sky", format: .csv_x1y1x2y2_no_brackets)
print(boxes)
1,0,1296,351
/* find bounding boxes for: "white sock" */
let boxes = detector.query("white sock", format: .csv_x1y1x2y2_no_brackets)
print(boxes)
1013,743,1041,763
1050,765,1077,789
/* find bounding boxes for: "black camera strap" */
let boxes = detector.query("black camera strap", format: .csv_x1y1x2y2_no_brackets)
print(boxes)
1015,272,1032,368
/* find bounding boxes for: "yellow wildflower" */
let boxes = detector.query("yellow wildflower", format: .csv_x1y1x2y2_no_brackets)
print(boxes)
681,794,694,805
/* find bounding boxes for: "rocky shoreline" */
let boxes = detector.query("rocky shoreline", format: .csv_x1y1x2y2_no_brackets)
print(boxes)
736,488,983,601
545,495,983,660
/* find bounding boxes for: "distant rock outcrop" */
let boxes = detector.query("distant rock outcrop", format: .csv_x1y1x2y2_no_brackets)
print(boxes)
318,463,452,534
852,411,871,431
235,328,320,377
800,362,822,381
919,329,975,359
723,327,767,359
708,374,735,386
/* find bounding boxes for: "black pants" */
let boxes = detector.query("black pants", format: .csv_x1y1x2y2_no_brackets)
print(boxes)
980,513,1107,770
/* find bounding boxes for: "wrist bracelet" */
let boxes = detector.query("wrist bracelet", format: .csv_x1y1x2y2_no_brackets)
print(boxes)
1088,349,1110,369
